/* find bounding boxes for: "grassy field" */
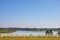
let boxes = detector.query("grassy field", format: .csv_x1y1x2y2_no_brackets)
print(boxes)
0,36,60,40
0,29,16,33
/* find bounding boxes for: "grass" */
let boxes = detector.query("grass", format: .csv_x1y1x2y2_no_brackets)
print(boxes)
0,36,60,40
0,29,16,33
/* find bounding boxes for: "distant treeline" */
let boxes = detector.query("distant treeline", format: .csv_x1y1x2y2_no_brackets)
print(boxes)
0,28,60,31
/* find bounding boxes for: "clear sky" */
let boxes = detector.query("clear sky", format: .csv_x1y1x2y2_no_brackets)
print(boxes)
0,0,60,28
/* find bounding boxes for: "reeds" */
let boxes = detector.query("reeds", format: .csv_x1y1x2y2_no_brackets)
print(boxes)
0,36,60,40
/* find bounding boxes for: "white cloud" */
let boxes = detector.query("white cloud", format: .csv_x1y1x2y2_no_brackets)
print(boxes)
0,23,60,28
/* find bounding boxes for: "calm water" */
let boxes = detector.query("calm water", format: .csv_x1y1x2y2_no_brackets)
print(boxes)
12,30,58,36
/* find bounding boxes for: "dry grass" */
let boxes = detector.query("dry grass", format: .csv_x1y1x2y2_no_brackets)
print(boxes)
0,36,60,40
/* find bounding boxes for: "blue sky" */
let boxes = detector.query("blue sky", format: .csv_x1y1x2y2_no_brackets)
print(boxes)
0,0,60,28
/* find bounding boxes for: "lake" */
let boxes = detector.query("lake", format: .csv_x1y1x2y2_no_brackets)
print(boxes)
11,30,58,36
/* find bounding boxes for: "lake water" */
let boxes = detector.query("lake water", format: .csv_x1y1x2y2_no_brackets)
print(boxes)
11,30,58,36
12,31,45,36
